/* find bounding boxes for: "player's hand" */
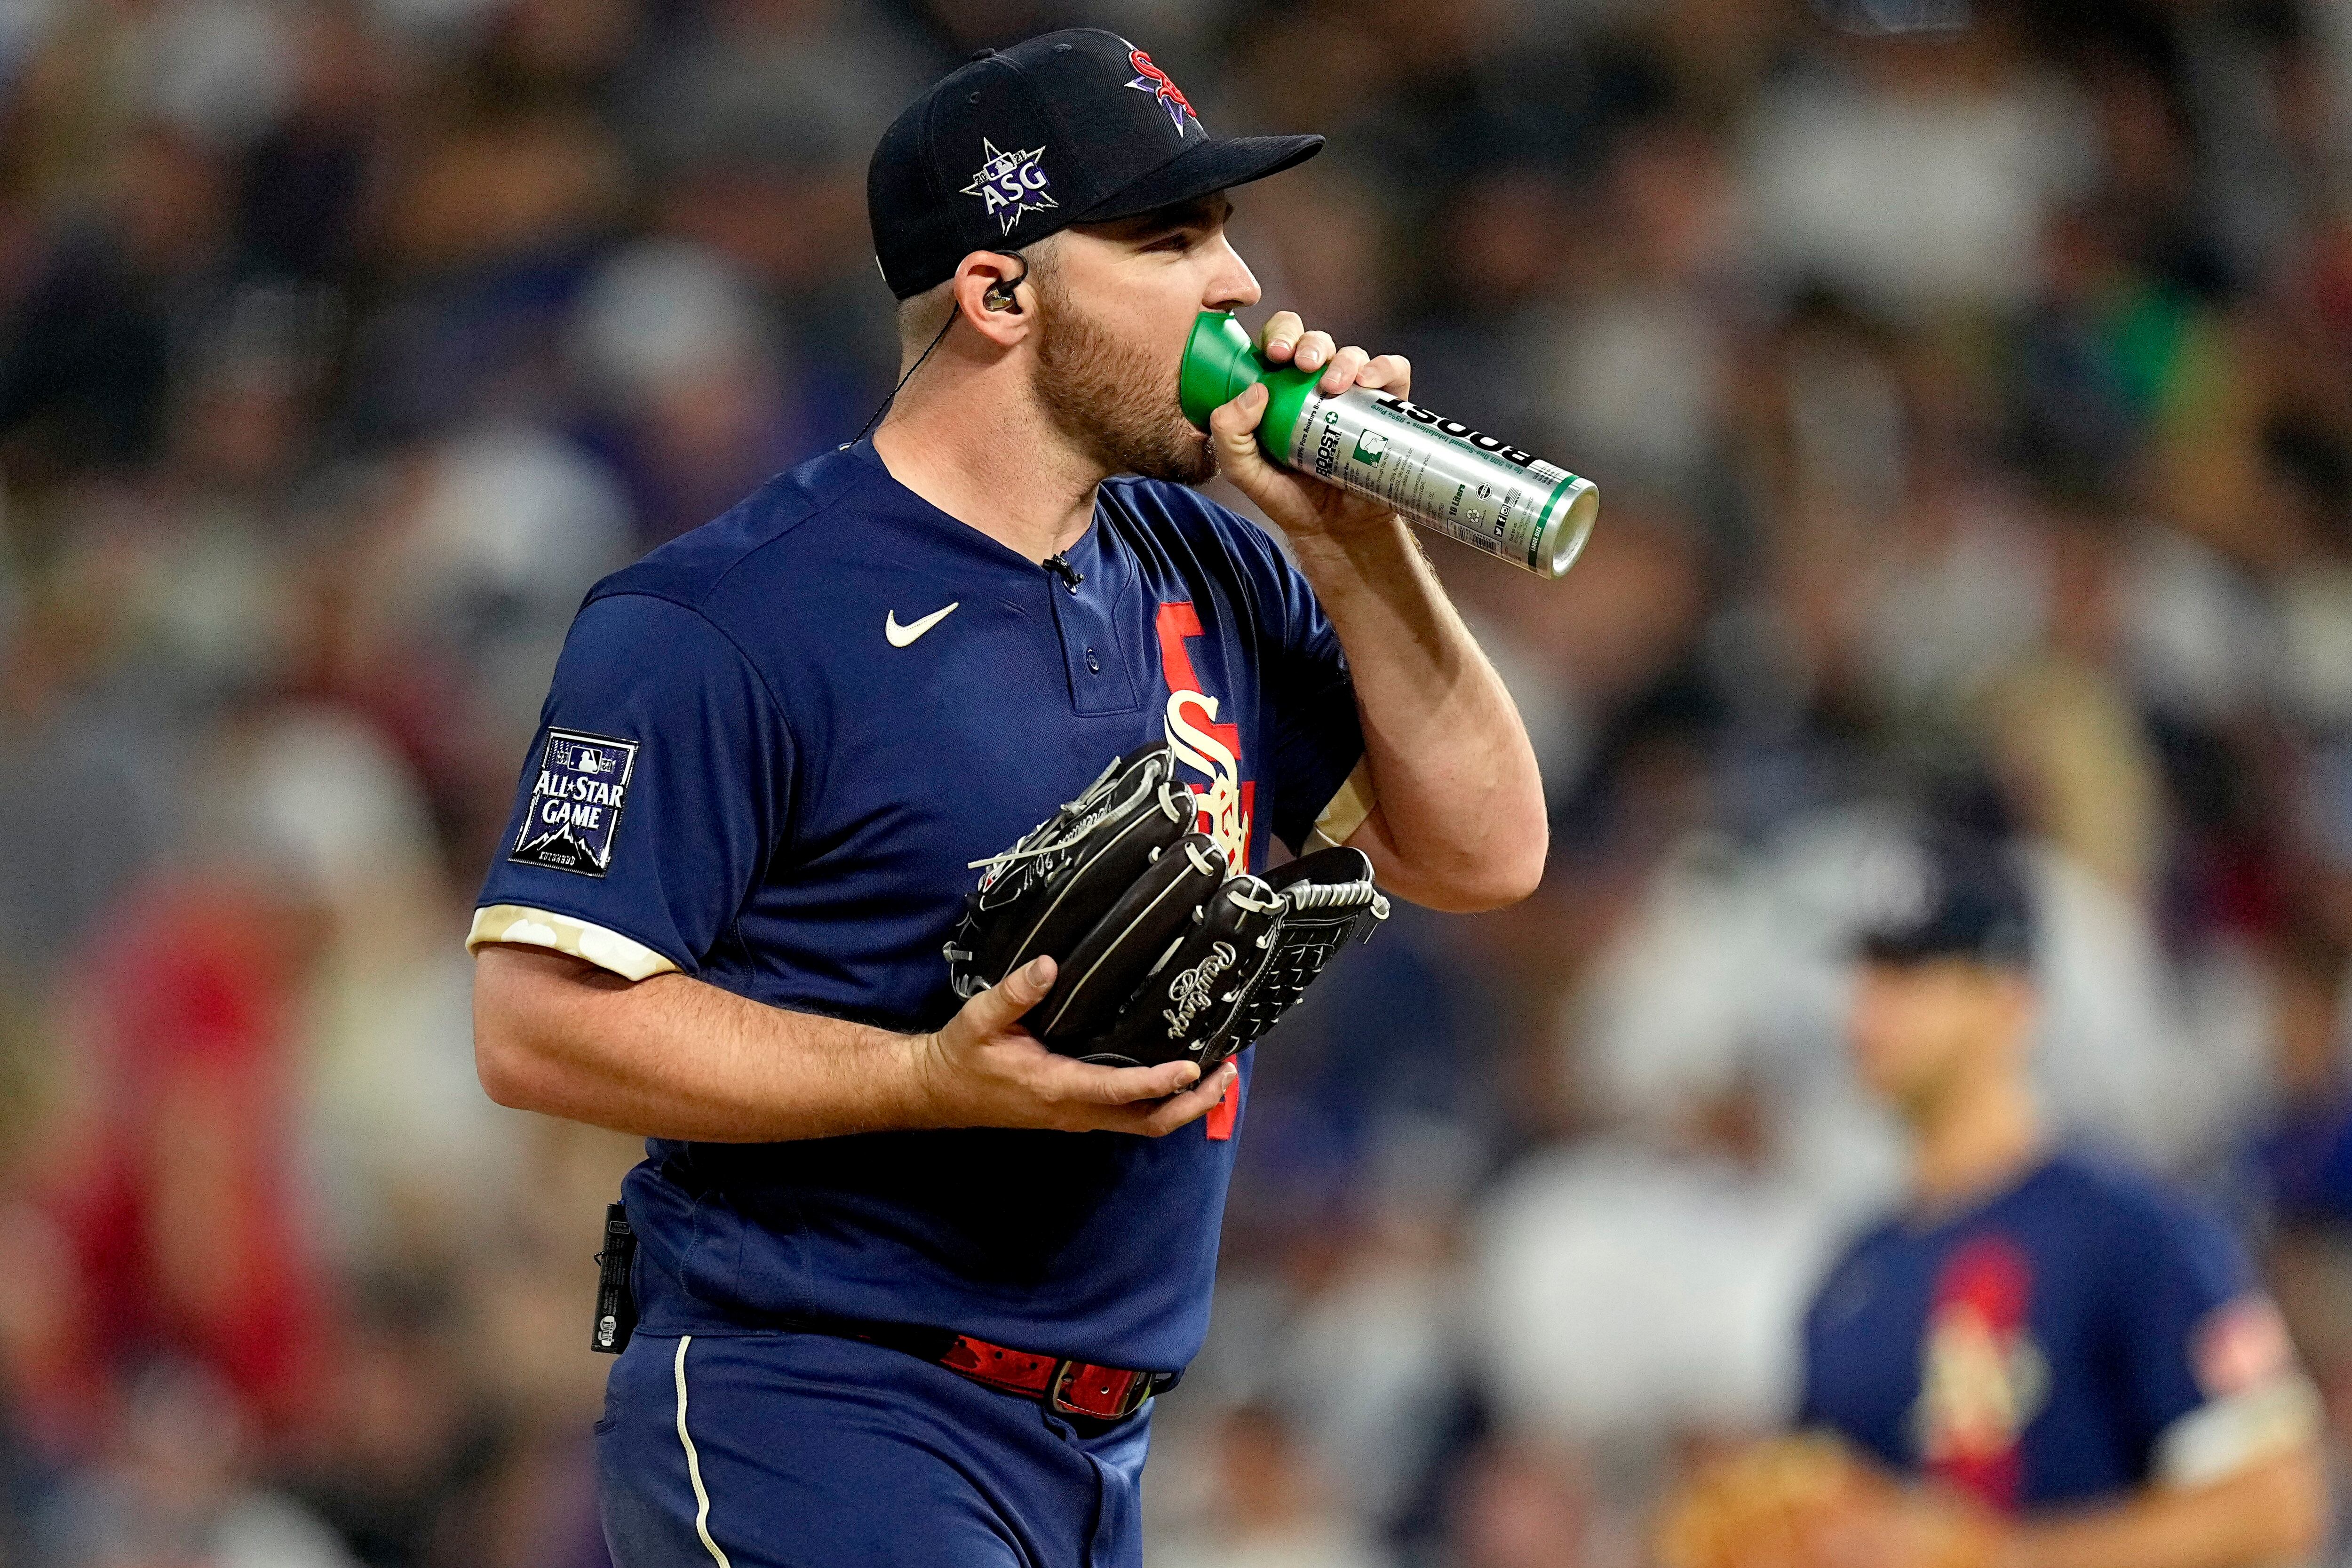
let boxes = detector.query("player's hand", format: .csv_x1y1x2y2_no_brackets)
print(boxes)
1208,310,1411,545
914,957,1236,1136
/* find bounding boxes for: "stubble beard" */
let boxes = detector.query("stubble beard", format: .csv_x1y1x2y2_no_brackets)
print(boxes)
1030,276,1216,486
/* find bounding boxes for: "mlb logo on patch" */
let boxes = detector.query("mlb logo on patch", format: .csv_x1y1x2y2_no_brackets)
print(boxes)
511,728,639,877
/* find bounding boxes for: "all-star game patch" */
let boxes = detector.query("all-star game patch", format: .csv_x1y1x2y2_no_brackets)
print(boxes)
510,728,638,877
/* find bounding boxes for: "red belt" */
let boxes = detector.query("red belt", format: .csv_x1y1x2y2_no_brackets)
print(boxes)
935,1334,1158,1420
782,1313,1167,1421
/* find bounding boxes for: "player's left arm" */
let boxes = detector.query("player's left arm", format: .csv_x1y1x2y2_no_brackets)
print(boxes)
1209,310,1547,913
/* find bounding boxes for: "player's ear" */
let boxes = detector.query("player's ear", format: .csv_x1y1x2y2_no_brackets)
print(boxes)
953,252,1033,347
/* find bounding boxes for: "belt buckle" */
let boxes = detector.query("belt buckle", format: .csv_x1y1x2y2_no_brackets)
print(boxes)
1048,1359,1151,1420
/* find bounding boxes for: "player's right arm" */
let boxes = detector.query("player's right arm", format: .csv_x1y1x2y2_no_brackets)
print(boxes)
469,590,1226,1141
474,947,1231,1140
1986,1443,2326,1568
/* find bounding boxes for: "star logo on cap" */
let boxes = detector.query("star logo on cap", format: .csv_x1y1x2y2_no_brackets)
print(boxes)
1125,48,1199,133
961,137,1057,234
1855,839,1936,929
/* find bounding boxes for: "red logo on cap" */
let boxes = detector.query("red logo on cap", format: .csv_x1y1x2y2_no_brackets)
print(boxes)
1126,49,1199,133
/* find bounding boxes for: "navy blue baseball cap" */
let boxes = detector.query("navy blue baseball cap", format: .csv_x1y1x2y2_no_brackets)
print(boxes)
1853,828,2035,969
867,30,1324,300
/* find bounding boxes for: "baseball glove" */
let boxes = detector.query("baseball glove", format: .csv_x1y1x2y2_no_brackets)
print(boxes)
944,742,1389,1070
1653,1436,1996,1568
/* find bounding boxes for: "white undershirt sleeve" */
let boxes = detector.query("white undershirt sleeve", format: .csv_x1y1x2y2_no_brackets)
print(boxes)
1306,758,1376,852
2153,1376,2323,1487
468,904,680,981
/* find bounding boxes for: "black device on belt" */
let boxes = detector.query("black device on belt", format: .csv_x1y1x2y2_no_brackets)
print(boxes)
592,1202,637,1354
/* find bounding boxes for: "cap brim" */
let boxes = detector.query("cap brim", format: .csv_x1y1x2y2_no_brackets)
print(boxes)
1856,932,1943,964
1073,133,1324,226
1855,932,2032,968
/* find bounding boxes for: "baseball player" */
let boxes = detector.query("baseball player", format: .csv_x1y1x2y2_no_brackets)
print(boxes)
466,30,1545,1568
1782,830,2328,1568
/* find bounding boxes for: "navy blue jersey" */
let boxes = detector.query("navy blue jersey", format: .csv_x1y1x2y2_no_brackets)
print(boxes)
471,439,1367,1371
1798,1149,2296,1512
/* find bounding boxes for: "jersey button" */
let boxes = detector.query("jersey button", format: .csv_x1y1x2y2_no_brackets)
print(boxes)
1085,647,1100,673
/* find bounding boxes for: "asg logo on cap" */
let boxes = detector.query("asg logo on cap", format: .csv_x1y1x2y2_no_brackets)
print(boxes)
961,136,1056,234
1125,48,1199,133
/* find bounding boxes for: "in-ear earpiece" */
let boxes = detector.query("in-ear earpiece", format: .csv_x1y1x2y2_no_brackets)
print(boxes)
983,256,1030,313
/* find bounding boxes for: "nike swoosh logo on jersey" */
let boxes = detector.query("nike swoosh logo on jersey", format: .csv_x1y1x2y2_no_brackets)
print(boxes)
886,602,960,647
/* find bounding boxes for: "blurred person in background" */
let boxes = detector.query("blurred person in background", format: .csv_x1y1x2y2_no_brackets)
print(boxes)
36,869,333,1443
1151,1404,1394,1568
565,239,806,546
1438,1433,1606,1568
1786,825,2328,1568
2243,926,2352,1230
39,1360,357,1568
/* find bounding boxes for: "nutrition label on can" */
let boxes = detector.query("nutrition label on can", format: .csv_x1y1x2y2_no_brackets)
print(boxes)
1286,387,1579,574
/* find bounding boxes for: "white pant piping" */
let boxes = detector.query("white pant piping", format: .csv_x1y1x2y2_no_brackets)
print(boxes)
673,1335,733,1567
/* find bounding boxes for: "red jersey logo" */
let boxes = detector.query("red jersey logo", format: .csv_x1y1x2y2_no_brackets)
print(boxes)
1156,602,1252,870
1914,1235,2049,1510
1159,600,1250,1140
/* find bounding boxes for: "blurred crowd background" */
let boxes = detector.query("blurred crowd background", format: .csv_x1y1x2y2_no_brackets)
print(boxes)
5,0,2352,1563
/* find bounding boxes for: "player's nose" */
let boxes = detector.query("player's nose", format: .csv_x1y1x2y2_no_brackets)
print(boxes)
1204,233,1260,313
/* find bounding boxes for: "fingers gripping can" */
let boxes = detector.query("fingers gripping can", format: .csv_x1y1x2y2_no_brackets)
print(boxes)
1179,312,1599,578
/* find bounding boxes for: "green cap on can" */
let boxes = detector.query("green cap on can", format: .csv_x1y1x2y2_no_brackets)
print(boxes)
1179,311,1268,428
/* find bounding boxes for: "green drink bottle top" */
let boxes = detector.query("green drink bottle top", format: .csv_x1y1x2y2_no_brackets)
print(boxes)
1181,310,1320,458
1179,311,1271,427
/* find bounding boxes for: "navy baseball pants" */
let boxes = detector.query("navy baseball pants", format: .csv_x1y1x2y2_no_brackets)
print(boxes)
596,1330,1152,1568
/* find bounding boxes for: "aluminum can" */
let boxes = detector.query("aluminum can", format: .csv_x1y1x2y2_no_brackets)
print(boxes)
1179,312,1598,579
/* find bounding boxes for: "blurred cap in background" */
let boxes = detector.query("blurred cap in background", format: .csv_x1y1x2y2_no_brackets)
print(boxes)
1854,827,2036,968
